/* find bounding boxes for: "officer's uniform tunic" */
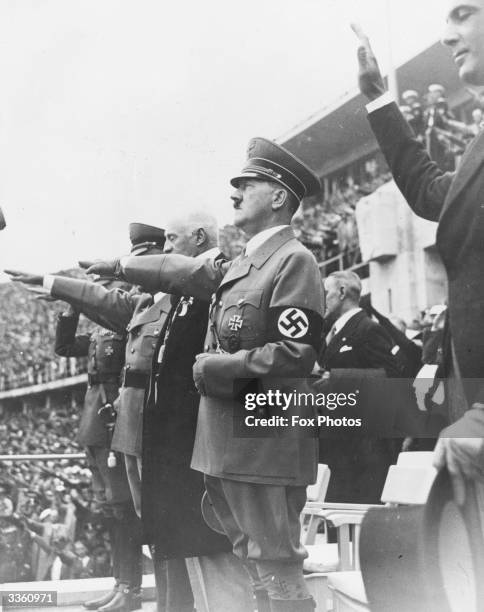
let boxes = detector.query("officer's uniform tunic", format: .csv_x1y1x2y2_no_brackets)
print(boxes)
54,311,142,590
122,227,325,579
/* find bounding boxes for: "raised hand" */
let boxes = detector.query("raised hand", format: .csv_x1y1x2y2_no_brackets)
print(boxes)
351,22,386,101
4,270,43,285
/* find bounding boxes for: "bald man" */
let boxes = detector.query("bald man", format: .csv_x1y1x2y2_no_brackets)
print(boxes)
143,211,252,612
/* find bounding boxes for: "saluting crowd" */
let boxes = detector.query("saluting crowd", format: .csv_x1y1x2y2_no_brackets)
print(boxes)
3,3,484,611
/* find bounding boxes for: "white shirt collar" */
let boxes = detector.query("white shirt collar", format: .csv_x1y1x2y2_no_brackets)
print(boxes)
245,225,289,257
333,307,362,336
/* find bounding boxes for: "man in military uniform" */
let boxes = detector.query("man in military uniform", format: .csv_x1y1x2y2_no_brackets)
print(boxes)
88,139,325,612
54,275,142,612
6,223,194,612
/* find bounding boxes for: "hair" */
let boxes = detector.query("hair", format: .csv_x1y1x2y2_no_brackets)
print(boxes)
168,210,219,249
327,271,362,303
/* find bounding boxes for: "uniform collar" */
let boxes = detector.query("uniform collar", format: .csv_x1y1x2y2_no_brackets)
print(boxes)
245,225,289,257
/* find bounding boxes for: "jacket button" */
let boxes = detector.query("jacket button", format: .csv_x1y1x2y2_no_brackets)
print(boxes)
131,348,135,353
204,345,209,352
218,301,223,307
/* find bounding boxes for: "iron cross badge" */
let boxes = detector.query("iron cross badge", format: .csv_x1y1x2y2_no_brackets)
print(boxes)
228,315,244,331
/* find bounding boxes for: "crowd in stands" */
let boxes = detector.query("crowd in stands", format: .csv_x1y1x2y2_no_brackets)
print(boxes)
0,275,92,392
0,400,115,582
2,86,469,395
398,84,483,171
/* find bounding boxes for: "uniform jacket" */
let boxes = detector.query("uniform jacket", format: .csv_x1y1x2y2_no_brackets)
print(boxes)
368,102,484,412
51,277,172,456
123,227,325,486
142,289,233,558
54,312,125,448
319,310,401,503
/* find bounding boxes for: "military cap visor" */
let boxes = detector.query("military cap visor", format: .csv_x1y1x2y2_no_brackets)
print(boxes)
129,222,165,251
230,137,321,201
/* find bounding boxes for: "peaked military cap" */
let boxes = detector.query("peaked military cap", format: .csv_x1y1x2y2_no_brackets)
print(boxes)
230,137,321,201
129,222,165,255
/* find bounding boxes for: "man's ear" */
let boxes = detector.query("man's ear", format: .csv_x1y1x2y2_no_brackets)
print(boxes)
195,227,207,247
271,187,289,211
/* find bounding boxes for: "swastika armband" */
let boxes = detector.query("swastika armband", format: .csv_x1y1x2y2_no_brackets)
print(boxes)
267,306,324,351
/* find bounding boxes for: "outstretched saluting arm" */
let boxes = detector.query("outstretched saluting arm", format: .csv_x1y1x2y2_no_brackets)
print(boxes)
5,270,135,333
86,253,229,300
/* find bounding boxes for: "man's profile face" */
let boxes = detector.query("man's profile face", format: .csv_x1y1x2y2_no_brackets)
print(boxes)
164,220,199,257
443,1,484,86
231,179,275,235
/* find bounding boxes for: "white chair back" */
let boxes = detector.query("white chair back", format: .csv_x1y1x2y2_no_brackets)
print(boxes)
307,464,331,503
380,453,437,505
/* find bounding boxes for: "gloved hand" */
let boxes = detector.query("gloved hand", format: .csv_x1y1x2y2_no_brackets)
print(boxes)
83,259,121,278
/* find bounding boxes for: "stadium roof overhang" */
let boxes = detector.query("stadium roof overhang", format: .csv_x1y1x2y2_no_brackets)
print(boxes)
278,42,468,179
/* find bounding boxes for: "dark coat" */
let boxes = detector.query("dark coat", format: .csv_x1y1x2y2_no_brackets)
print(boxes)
123,227,325,486
319,310,402,503
142,292,232,558
369,102,484,413
54,312,125,448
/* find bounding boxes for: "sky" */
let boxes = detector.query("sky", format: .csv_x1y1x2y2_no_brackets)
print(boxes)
0,0,448,274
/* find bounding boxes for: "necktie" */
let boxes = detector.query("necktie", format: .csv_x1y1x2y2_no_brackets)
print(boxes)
325,324,338,346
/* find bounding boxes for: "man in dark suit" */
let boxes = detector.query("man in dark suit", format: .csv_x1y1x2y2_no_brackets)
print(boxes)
352,3,484,496
318,271,400,503
144,210,252,612
352,11,484,420
87,138,325,612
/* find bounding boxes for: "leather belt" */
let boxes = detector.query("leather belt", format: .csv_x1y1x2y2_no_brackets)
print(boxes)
87,374,120,387
120,368,150,389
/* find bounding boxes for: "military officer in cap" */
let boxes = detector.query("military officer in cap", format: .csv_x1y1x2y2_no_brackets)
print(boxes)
6,223,195,612
88,139,325,612
54,274,144,612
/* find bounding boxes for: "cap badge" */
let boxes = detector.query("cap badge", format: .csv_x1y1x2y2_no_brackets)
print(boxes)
104,346,114,356
228,315,244,331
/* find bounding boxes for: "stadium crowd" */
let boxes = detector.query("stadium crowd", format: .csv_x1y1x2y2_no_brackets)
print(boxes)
0,400,117,583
